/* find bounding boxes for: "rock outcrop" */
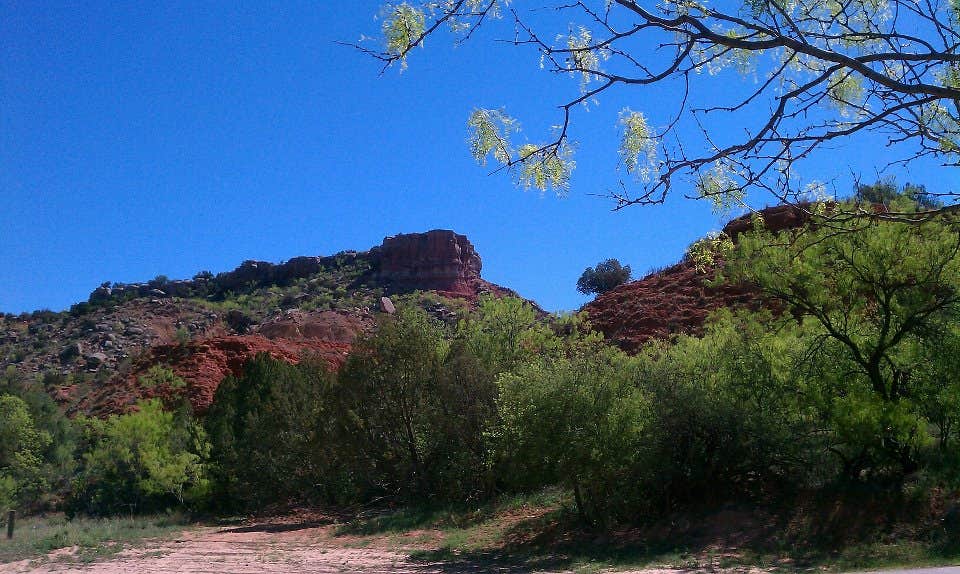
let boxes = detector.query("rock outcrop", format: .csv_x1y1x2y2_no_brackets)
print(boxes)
254,309,369,344
583,261,761,353
721,203,816,240
88,230,491,303
372,230,482,296
89,254,358,304
8,228,534,417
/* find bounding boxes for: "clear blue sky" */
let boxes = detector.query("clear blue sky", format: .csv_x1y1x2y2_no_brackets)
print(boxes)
2,2,955,314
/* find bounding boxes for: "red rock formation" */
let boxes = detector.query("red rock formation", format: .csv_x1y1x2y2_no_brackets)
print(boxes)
374,230,482,296
56,229,540,418
80,335,350,416
585,203,817,352
254,310,369,344
583,261,761,353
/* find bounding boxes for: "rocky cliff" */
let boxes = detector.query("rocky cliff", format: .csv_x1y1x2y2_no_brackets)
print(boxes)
88,230,494,304
2,229,529,416
373,230,483,296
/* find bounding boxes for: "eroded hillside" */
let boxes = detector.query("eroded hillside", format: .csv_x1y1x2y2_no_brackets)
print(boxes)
1,230,527,415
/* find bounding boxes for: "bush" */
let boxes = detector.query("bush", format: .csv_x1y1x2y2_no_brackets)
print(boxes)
495,347,648,525
68,400,209,516
205,355,338,510
335,307,453,500
576,259,632,295
0,394,51,510
632,311,827,512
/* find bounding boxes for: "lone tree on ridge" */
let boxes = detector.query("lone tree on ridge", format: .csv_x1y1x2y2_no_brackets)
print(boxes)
577,259,633,295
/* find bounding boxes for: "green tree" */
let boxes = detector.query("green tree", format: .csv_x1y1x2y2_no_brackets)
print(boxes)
576,259,633,295
205,355,336,509
495,346,648,525
360,1,960,213
456,295,553,374
0,394,51,510
335,307,451,500
855,178,942,211
70,400,209,515
635,311,828,509
727,208,960,476
1,370,80,508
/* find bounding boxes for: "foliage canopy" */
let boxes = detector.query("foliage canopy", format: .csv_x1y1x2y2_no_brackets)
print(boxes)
361,0,960,216
727,204,960,474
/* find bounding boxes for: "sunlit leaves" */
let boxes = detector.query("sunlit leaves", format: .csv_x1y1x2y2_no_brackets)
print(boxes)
382,3,426,70
687,231,735,273
695,162,746,214
468,108,574,193
618,109,657,180
827,72,865,116
565,27,607,92
918,101,960,153
517,143,575,193
468,108,516,165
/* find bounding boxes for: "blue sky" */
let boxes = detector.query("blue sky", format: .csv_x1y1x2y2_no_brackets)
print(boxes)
2,2,955,314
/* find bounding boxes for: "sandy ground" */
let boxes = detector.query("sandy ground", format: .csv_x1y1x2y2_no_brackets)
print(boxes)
5,515,930,574
0,521,581,574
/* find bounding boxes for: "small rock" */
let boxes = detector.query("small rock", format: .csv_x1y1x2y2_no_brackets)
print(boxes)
84,352,108,367
380,296,396,314
60,343,83,363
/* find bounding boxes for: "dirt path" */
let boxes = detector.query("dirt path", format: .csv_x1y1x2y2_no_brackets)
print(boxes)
0,521,576,574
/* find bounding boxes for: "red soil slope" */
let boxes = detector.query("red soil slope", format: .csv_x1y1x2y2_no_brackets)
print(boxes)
78,335,351,416
583,261,761,353
584,204,815,353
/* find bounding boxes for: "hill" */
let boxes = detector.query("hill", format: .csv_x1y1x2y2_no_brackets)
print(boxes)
583,204,814,352
1,207,818,414
0,230,529,415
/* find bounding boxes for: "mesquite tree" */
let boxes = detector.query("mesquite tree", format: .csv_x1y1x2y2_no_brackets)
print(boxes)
354,0,960,219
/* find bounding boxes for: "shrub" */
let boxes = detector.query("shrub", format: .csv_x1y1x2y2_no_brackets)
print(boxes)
632,311,827,511
0,394,51,509
495,347,648,525
335,307,452,500
68,400,209,516
206,355,337,510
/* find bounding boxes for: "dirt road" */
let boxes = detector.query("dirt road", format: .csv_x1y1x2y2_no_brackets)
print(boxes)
5,519,955,574
0,521,575,574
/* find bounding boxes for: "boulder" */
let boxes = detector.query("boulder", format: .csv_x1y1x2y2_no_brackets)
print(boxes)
84,352,109,367
380,296,396,314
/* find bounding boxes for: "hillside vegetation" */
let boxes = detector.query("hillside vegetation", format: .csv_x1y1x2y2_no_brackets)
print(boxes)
2,192,960,566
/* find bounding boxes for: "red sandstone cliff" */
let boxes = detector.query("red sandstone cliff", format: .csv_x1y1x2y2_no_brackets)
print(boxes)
373,230,483,296
60,229,530,416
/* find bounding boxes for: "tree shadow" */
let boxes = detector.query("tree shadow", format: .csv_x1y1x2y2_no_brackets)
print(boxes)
409,548,570,573
218,518,334,534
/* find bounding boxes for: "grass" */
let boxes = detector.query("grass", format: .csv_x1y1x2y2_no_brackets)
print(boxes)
0,512,194,564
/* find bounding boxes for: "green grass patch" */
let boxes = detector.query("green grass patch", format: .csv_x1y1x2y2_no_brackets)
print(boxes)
0,512,193,564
